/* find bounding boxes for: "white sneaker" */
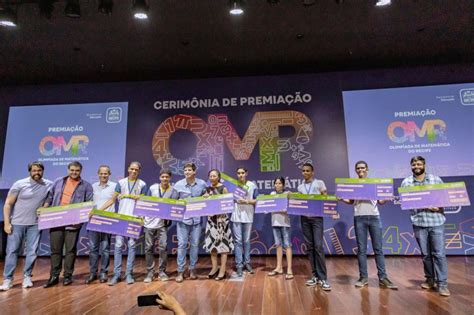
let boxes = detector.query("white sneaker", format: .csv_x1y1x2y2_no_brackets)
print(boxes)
0,279,13,291
22,276,33,289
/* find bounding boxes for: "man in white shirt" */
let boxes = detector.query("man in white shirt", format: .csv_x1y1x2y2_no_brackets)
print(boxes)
231,167,258,277
297,163,331,291
85,165,116,284
143,169,175,283
100,161,147,286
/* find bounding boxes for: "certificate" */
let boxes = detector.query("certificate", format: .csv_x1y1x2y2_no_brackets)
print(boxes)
86,209,143,239
184,193,234,218
335,178,393,200
221,172,249,200
38,201,94,230
398,182,471,210
287,193,338,217
134,196,186,221
255,194,288,214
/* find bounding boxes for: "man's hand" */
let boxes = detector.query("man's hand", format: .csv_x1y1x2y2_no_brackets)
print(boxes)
4,223,12,235
236,198,247,205
429,207,440,212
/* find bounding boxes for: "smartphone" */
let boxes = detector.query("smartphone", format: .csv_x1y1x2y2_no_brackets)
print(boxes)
137,294,159,307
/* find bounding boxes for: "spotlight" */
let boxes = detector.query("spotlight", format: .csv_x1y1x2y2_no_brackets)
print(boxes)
65,0,81,18
0,7,17,27
99,0,113,15
375,0,391,7
132,0,149,20
229,1,244,15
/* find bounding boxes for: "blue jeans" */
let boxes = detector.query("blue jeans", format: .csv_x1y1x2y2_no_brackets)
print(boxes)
232,222,252,268
88,231,111,276
413,224,448,286
176,222,201,273
113,236,136,277
354,215,387,280
272,226,291,248
3,224,41,280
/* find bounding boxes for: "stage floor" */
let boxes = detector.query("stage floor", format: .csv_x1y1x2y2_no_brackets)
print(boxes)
0,256,472,314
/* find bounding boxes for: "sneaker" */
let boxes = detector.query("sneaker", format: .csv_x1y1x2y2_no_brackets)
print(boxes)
107,276,121,286
22,276,33,289
125,274,135,284
438,286,451,297
379,278,398,290
245,264,254,274
236,267,243,278
305,276,318,286
176,272,184,283
355,277,369,288
158,271,169,282
143,271,154,283
319,280,332,291
421,281,437,290
189,270,198,280
0,279,13,291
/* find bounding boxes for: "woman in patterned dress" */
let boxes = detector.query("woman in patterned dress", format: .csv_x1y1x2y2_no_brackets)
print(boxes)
203,169,234,280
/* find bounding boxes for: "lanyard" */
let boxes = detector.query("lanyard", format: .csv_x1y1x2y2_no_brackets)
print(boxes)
159,185,170,198
304,180,314,194
128,180,138,195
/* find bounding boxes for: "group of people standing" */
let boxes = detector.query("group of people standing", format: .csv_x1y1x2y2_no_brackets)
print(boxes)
0,155,450,297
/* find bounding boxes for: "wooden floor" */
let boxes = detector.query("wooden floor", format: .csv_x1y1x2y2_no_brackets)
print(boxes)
0,256,472,315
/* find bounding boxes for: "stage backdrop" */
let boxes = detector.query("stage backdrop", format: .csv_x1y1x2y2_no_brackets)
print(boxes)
0,66,473,256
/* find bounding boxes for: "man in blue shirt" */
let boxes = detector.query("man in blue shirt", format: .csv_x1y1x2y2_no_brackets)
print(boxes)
401,156,450,297
173,163,207,283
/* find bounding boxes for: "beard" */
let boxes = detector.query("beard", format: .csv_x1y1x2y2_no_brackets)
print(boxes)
412,167,425,176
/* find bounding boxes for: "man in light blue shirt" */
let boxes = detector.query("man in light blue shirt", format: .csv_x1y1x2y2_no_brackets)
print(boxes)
0,161,52,291
173,163,207,283
85,165,116,285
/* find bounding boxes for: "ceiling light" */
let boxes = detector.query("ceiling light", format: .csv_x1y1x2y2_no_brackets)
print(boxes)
0,7,17,27
132,0,149,19
65,0,81,18
375,0,391,7
229,1,244,15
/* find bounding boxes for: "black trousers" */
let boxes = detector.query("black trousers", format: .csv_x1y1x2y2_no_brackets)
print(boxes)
49,227,80,278
301,216,327,280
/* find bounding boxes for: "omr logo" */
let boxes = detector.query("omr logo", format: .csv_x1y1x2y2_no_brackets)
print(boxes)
39,135,89,156
387,119,447,143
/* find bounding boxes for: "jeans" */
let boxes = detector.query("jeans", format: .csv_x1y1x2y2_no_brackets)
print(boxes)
354,215,387,279
176,222,201,273
88,230,111,276
272,226,291,248
301,216,327,280
232,222,252,268
3,224,41,280
413,224,448,286
144,227,168,273
113,236,136,277
49,227,80,278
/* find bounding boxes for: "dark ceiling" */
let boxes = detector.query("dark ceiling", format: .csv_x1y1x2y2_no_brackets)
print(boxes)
1,0,474,86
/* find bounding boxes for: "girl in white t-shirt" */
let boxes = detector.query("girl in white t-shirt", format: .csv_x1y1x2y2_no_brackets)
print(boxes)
267,177,293,280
